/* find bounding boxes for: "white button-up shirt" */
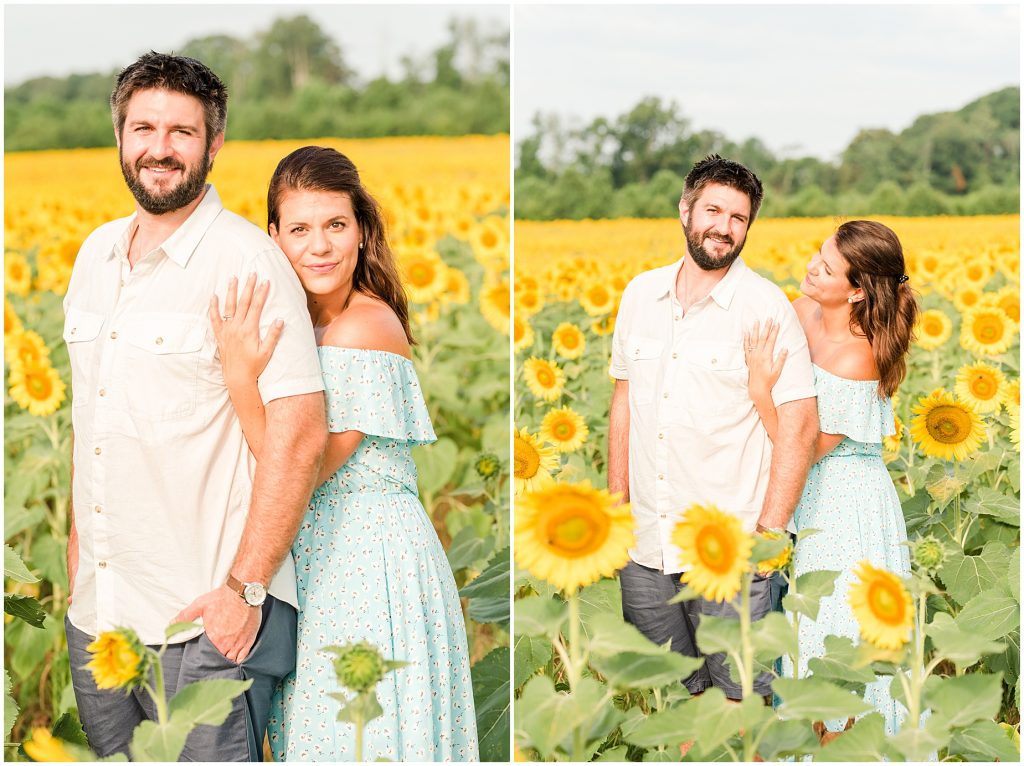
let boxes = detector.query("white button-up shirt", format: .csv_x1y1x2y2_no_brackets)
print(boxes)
64,185,324,644
610,256,816,574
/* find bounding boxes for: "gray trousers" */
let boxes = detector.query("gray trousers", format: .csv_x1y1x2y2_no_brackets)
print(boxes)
66,595,296,761
620,561,784,700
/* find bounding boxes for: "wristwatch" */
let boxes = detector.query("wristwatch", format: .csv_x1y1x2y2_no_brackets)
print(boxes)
225,574,267,607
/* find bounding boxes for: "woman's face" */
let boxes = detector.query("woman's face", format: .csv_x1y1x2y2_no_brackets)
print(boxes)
270,189,362,297
801,235,861,307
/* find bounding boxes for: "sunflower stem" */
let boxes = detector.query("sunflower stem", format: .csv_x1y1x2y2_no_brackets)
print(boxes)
739,572,754,700
567,589,585,761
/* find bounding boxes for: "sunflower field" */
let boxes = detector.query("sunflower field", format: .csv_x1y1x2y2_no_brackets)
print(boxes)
513,215,1020,761
4,135,511,761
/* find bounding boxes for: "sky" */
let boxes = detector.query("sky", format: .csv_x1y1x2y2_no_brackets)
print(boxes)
4,3,510,85
515,3,1020,161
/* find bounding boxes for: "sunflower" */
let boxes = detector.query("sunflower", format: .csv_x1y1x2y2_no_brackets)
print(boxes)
9,359,66,417
910,389,986,461
591,314,616,337
470,216,509,270
1010,408,1020,452
4,329,51,368
400,249,447,304
515,288,545,318
952,285,984,314
754,529,793,575
781,283,802,302
848,561,914,650
479,277,511,335
960,306,1018,357
513,315,535,353
883,413,904,459
85,628,149,690
514,480,634,593
540,406,589,452
578,281,617,317
551,322,586,360
994,285,1020,324
23,728,76,762
5,251,33,296
440,266,471,306
914,309,952,351
955,361,1006,414
523,357,566,401
514,428,560,496
5,297,23,337
672,504,753,603
1002,377,1020,414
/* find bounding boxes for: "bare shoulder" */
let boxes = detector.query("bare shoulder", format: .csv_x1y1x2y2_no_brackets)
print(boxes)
320,295,411,358
791,296,816,320
825,341,879,381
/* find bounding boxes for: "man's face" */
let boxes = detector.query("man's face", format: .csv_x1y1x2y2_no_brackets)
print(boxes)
678,183,753,271
117,88,223,215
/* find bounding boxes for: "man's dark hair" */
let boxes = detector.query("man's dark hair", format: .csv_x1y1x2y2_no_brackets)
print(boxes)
110,52,228,144
682,154,764,223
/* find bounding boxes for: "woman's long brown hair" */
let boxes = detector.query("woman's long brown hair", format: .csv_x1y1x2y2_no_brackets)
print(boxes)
267,146,414,344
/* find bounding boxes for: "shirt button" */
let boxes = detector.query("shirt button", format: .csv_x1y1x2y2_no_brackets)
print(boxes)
94,505,102,514
711,358,717,364
94,447,102,455
672,353,678,359
110,331,118,340
69,327,77,335
658,433,664,439
658,474,664,480
663,392,669,398
155,337,164,345
660,513,667,518
98,561,107,569
98,388,106,397
674,315,681,321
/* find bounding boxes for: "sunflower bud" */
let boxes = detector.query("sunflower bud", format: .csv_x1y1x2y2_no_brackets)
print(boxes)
474,453,501,479
23,728,76,762
910,535,947,574
84,627,150,692
328,641,389,693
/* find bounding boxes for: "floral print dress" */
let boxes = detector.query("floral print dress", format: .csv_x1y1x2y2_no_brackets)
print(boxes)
267,347,478,761
781,364,911,736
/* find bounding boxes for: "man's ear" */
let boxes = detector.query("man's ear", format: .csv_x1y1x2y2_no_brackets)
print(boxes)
208,131,225,164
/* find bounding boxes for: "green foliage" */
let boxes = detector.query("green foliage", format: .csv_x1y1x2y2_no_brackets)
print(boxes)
471,647,511,762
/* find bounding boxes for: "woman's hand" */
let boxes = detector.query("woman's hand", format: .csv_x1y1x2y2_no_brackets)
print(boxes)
743,318,787,401
209,274,284,387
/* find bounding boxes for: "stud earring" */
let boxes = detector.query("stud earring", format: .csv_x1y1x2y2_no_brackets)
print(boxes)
359,242,364,249
848,297,854,303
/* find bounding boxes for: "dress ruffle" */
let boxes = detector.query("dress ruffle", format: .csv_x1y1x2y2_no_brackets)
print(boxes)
318,347,436,445
814,364,896,443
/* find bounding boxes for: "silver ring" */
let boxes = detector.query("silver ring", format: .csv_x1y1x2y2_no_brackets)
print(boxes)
222,314,234,320
746,346,755,351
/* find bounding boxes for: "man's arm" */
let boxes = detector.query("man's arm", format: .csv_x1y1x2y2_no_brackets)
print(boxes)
175,391,327,661
756,396,817,530
608,379,630,502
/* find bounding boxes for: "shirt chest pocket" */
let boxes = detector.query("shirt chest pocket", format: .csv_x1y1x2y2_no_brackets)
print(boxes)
676,341,749,414
626,335,664,405
123,314,207,421
63,307,106,409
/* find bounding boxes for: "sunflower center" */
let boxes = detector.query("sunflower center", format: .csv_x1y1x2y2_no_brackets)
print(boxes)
973,316,1003,344
27,373,52,399
514,438,540,479
536,368,554,387
410,264,434,286
867,581,905,625
969,374,997,399
514,321,525,342
694,526,735,573
560,333,579,348
589,286,609,304
923,318,943,336
482,231,498,248
926,405,972,444
545,507,608,556
553,420,574,440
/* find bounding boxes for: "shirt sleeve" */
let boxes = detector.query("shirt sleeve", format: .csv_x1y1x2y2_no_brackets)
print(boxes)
608,284,631,380
243,247,325,403
767,299,817,407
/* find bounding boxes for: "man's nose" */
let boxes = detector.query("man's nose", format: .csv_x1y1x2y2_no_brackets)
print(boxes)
149,130,173,158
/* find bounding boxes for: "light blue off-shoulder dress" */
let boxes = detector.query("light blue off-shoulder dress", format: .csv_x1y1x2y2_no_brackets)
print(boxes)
267,347,478,762
781,364,911,736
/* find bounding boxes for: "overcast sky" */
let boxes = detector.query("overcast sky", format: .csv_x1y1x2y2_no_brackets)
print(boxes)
4,3,509,85
515,3,1020,160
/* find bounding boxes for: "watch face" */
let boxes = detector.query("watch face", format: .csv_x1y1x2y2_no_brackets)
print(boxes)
242,582,267,607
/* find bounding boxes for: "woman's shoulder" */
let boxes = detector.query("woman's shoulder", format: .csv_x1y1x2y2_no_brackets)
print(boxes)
819,341,878,382
319,294,410,358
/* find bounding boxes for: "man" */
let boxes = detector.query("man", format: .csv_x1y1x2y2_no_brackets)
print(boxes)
63,52,327,760
608,155,818,702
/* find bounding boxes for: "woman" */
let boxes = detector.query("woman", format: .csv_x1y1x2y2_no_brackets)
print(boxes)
209,146,478,761
743,220,918,736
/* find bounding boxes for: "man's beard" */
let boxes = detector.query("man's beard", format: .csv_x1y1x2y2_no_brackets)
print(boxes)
120,150,211,215
683,221,746,272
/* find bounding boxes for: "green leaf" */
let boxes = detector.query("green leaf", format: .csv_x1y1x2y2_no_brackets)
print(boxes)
782,569,839,622
937,542,1011,606
412,437,458,496
887,713,950,762
4,505,45,543
1004,550,1020,601
577,578,622,638
592,649,704,692
596,745,630,761
750,534,790,566
967,486,1020,526
50,710,90,748
31,533,67,590
925,612,1005,669
469,597,509,628
922,672,1004,729
445,525,494,573
774,677,874,721
5,670,18,740
11,613,59,680
167,678,253,729
471,647,510,762
627,688,742,756
755,718,819,761
164,621,200,642
751,611,797,667
815,712,893,762
513,595,566,639
459,546,508,599
955,590,1020,641
807,635,877,686
5,593,46,628
665,585,702,603
947,718,1021,762
332,690,384,726
586,611,667,657
695,614,741,658
513,634,552,689
4,543,38,583
130,719,190,762
514,675,622,760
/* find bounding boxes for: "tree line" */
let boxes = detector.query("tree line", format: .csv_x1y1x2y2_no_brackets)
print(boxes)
4,15,509,151
515,87,1019,219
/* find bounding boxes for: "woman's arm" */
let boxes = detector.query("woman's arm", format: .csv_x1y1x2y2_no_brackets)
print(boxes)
209,274,283,461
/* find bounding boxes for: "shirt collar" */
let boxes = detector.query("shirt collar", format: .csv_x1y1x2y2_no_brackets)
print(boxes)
659,255,748,310
109,184,225,268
